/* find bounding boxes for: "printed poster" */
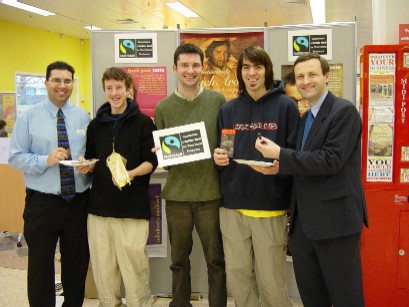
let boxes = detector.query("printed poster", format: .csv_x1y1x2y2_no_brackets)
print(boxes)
153,122,211,167
366,53,396,182
121,66,167,118
146,183,167,257
288,29,333,62
180,31,264,102
114,33,158,63
0,93,16,134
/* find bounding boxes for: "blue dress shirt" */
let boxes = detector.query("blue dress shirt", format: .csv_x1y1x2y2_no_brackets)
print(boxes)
8,99,92,194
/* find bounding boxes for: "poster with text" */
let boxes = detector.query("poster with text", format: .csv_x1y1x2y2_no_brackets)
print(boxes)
0,93,16,134
115,33,157,63
122,66,167,118
366,53,396,182
153,122,211,167
288,29,333,62
180,31,264,102
146,183,167,257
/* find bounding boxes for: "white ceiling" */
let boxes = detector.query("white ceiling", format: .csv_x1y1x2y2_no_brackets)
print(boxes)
0,0,372,48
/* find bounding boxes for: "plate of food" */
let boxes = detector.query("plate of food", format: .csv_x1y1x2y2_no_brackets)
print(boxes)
59,158,99,167
233,159,274,167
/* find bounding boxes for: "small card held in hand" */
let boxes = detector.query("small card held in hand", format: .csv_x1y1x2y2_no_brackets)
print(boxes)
221,129,235,158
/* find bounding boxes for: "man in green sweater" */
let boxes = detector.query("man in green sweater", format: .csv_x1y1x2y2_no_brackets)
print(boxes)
154,43,227,307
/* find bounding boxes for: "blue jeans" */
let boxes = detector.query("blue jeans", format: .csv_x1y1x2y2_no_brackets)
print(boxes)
166,200,227,307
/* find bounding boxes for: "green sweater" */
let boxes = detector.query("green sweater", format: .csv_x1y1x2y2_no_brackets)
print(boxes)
154,88,225,201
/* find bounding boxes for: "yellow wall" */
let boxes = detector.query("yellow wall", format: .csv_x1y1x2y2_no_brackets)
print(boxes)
0,19,92,114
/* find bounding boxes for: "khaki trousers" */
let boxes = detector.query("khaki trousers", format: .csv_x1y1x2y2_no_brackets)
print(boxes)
220,207,292,307
87,214,152,307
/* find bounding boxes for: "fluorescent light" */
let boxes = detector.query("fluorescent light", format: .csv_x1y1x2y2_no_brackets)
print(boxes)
1,0,55,16
165,1,199,18
84,25,101,31
309,0,326,24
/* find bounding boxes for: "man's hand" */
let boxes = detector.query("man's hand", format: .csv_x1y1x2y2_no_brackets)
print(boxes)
76,156,94,174
255,136,281,160
249,160,279,175
47,147,69,166
213,148,230,166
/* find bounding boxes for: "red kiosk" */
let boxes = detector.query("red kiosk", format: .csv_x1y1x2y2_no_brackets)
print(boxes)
360,44,409,306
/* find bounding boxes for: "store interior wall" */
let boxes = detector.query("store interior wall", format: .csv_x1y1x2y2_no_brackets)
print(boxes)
0,19,93,115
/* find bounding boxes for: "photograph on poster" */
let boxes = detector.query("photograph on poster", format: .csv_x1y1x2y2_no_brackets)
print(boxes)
180,31,264,101
114,33,158,63
153,122,211,167
287,29,333,62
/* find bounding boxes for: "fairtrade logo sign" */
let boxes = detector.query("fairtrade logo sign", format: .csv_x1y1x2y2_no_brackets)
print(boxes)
119,39,136,56
288,29,332,61
114,33,157,63
293,36,309,52
160,135,183,157
152,122,211,167
118,39,153,59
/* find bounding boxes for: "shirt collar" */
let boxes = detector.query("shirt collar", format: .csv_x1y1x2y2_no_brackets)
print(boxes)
310,90,328,117
174,84,203,100
45,99,70,117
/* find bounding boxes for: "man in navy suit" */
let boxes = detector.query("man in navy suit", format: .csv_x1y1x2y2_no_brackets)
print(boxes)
255,52,368,307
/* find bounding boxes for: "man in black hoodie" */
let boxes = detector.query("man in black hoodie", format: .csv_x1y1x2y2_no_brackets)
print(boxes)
213,46,299,307
78,67,157,306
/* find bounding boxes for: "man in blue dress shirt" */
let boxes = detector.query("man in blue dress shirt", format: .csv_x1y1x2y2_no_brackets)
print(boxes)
9,61,92,307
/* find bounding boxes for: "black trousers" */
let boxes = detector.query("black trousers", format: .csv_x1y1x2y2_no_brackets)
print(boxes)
291,216,365,307
23,189,90,307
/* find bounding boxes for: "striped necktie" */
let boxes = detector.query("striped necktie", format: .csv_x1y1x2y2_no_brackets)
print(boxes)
57,109,76,201
301,110,314,150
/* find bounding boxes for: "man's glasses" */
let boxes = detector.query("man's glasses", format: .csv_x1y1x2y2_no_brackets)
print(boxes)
50,78,73,86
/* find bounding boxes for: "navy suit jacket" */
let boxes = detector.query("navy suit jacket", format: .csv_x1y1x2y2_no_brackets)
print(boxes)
279,91,368,240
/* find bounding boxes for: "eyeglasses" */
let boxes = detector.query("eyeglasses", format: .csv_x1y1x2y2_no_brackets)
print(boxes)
50,78,73,86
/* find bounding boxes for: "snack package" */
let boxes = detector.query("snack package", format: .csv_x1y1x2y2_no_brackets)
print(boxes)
220,129,235,158
106,152,131,190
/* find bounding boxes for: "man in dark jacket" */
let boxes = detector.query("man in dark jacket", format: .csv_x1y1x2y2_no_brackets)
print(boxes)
213,46,299,307
256,53,368,307
78,67,157,306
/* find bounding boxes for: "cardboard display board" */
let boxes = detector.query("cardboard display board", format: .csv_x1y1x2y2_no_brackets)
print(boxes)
90,23,356,296
91,30,178,116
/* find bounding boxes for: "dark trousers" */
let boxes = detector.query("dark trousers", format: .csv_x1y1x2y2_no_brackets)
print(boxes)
166,200,227,307
291,216,365,307
23,189,90,307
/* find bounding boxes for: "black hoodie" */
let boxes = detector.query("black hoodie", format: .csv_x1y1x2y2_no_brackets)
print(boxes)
85,99,158,219
217,80,300,211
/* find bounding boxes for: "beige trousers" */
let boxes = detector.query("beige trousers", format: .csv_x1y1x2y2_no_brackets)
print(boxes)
220,207,292,307
87,214,152,307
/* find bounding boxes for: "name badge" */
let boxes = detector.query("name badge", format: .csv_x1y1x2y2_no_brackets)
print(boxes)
76,129,86,136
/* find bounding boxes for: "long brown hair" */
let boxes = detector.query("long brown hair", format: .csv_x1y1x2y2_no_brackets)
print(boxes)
237,46,274,93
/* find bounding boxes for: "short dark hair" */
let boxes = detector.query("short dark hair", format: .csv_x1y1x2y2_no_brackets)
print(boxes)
102,67,133,91
294,53,330,75
283,71,296,87
46,61,75,81
237,46,274,93
205,40,231,61
0,119,6,130
174,43,204,66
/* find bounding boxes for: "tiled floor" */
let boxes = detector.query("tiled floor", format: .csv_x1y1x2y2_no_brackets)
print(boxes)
0,234,303,306
0,267,303,306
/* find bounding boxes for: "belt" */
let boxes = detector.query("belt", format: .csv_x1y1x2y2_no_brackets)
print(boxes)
26,188,90,199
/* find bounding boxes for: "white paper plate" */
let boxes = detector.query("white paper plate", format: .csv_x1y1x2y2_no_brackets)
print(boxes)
233,159,274,167
59,159,99,167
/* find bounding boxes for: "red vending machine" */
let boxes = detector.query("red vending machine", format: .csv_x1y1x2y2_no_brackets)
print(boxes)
360,44,409,306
